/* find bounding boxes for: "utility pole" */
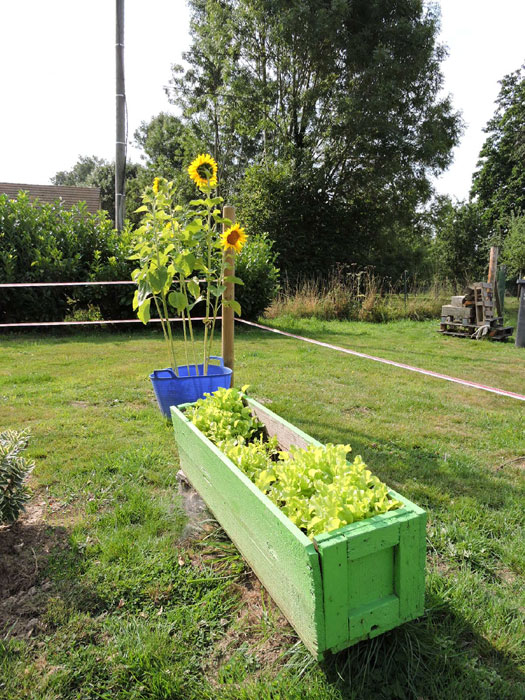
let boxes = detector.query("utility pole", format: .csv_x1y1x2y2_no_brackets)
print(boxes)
115,0,126,231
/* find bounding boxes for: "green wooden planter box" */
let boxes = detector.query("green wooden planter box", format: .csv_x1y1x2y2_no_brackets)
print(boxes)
171,398,426,659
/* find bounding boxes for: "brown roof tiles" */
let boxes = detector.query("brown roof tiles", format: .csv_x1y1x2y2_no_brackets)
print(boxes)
0,182,101,215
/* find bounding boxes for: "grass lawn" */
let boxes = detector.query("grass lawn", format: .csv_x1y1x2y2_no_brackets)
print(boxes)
0,318,523,699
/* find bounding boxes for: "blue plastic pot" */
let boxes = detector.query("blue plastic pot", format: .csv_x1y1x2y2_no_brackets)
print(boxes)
149,356,232,418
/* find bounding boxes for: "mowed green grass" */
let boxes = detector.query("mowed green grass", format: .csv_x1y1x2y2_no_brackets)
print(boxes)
0,319,523,699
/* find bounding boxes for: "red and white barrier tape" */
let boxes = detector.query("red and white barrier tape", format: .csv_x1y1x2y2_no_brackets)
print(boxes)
0,281,134,288
0,317,217,328
237,319,525,403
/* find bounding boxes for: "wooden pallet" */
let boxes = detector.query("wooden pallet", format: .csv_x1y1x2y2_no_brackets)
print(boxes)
439,280,512,340
472,282,495,324
439,321,513,341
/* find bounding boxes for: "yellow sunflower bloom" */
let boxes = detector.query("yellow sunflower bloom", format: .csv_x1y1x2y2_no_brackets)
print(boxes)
188,153,218,188
221,224,247,253
152,177,160,194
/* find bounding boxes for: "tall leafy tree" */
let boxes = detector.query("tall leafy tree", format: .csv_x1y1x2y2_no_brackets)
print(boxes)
134,113,199,171
133,113,203,202
168,0,248,194
52,156,145,225
471,64,525,232
168,0,460,277
52,155,109,188
430,197,488,286
52,156,138,220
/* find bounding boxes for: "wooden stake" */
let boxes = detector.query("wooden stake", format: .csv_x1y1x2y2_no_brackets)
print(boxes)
488,246,499,285
222,205,235,383
115,0,126,231
488,246,502,317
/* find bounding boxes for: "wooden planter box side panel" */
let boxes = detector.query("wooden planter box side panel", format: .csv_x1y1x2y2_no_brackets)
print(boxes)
316,508,426,652
171,405,326,657
249,401,324,451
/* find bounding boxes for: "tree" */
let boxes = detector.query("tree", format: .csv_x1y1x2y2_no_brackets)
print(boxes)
168,0,461,277
133,113,203,202
52,156,143,224
134,113,199,170
430,197,488,286
471,64,525,232
502,213,525,278
167,0,253,197
52,155,108,187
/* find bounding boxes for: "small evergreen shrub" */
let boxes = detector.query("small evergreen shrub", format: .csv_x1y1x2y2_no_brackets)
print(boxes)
0,430,34,524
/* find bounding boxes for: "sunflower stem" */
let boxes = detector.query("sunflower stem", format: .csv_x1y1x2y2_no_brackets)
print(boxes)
153,296,169,347
152,193,178,376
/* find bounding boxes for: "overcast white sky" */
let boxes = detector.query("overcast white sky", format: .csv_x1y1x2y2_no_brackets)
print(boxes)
0,1,523,201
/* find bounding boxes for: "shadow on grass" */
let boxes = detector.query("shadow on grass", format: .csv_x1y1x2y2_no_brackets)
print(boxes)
279,414,521,510
317,593,524,699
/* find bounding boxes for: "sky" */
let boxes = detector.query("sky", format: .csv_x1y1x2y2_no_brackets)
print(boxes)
0,0,524,201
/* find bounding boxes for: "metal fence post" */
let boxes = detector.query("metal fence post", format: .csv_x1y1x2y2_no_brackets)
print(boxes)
516,279,525,348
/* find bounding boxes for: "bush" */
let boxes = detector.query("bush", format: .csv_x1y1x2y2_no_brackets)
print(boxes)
236,163,355,282
0,430,34,524
236,163,431,283
235,233,280,320
0,192,134,323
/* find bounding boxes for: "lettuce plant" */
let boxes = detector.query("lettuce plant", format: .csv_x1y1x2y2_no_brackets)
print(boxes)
253,444,401,537
186,387,264,445
223,436,279,482
187,391,402,538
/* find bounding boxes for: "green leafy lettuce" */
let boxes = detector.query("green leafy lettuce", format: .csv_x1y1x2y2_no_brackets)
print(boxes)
186,389,402,538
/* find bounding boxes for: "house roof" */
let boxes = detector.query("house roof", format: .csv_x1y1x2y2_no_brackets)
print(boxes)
0,182,102,215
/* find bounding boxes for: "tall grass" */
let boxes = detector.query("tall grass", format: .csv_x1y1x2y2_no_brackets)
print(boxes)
265,266,453,322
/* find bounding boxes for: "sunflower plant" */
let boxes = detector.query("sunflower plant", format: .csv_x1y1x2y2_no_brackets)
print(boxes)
130,155,247,376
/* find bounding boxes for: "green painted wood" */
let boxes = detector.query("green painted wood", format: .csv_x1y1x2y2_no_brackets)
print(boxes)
171,397,426,658
171,401,325,657
317,504,426,649
318,534,349,649
347,594,399,639
346,518,400,561
395,513,427,621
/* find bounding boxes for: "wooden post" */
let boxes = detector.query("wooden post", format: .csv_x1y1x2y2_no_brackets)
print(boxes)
497,264,507,316
488,246,499,285
115,0,126,231
488,246,502,318
222,205,235,383
516,279,525,348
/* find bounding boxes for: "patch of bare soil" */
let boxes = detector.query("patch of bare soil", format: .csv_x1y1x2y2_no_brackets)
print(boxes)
177,479,297,679
209,572,297,678
0,498,68,638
